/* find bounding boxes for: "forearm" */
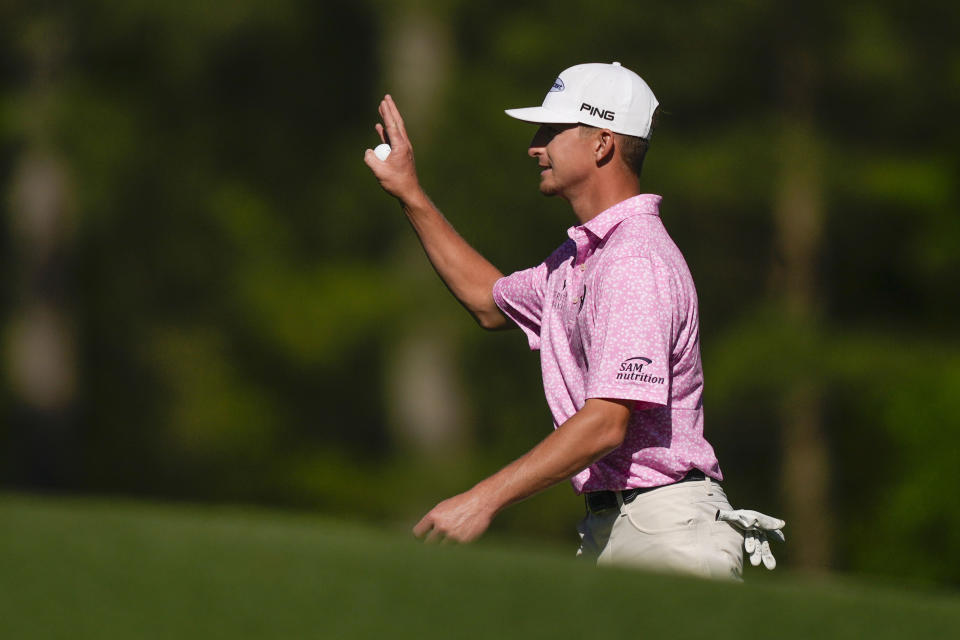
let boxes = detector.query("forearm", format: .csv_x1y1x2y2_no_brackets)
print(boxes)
400,189,508,329
475,398,630,514
364,94,508,330
413,398,631,542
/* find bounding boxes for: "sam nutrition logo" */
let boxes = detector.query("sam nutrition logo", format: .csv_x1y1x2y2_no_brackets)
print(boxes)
616,356,665,384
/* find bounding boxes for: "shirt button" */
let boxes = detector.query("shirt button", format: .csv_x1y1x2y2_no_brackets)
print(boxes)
580,265,585,272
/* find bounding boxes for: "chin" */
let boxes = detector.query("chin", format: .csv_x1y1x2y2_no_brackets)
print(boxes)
538,180,560,197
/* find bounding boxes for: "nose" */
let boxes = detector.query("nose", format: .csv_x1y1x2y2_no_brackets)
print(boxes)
529,125,552,155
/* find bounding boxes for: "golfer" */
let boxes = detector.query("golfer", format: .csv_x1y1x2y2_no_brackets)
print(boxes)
364,62,783,579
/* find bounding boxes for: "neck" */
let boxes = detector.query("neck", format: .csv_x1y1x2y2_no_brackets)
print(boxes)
566,172,642,224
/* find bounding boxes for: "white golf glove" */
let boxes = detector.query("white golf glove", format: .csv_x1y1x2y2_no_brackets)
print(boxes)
716,509,786,570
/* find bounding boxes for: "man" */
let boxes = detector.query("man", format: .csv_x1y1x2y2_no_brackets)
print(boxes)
364,62,783,579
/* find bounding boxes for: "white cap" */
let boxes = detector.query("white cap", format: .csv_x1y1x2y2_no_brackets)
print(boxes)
505,62,659,138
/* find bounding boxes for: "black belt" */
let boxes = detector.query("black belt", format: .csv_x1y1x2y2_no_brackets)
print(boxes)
584,469,709,514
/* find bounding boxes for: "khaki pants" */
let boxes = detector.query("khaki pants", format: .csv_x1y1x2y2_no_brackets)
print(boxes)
577,478,744,581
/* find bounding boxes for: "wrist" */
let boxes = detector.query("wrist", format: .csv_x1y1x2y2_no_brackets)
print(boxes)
399,185,430,212
470,477,509,518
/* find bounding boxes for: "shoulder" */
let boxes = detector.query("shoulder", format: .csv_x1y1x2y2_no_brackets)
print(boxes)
605,215,688,268
594,255,653,285
595,216,662,263
593,223,695,294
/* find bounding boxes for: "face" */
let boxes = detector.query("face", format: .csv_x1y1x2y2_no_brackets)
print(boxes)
527,123,596,198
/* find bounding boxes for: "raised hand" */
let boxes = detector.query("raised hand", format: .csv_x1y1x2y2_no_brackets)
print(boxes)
363,94,423,202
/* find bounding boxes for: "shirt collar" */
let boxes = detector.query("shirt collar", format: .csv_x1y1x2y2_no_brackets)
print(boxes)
579,194,662,241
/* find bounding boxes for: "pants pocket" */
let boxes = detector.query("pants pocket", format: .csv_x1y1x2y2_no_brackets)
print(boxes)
620,494,699,535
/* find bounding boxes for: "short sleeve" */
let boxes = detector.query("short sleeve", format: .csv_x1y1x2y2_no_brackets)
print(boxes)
584,256,671,406
492,263,548,351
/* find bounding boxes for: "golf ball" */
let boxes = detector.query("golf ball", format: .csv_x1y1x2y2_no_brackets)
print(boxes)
374,143,392,161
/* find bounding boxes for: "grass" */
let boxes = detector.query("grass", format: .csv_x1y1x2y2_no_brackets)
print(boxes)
1,493,957,639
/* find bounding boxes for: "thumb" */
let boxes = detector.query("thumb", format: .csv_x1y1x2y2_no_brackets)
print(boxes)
363,148,386,173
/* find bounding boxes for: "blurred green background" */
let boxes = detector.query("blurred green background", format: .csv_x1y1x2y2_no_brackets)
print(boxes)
1,0,958,588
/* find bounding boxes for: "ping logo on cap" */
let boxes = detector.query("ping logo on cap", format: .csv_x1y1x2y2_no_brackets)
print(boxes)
580,102,615,121
550,78,565,92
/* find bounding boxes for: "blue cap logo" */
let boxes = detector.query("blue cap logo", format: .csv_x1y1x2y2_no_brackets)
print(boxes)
550,78,564,92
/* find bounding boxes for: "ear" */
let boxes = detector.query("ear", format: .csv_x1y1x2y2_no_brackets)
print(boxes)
594,129,615,165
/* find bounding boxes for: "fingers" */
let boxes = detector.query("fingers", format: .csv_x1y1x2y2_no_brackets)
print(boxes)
375,123,386,145
745,531,762,566
725,508,783,570
744,530,757,554
379,94,409,146
384,94,409,138
413,521,460,544
743,531,777,569
413,514,433,539
760,537,776,570
413,512,452,544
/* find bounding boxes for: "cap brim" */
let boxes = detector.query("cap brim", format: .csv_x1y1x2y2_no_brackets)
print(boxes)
504,106,577,125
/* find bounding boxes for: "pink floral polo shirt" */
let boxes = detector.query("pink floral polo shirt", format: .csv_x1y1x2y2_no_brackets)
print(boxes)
492,194,722,493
